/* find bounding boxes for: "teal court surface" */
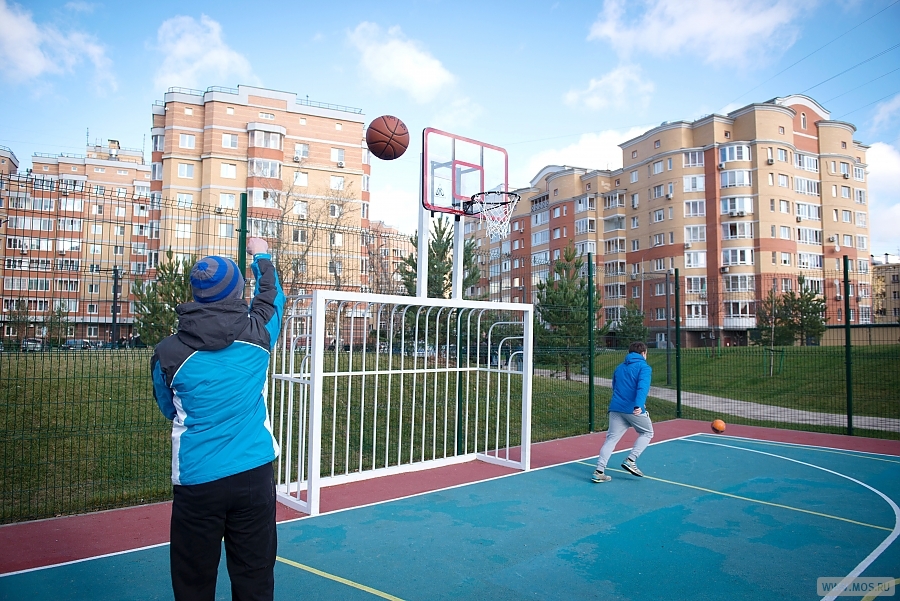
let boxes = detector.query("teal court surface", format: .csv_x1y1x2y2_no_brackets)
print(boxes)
1,423,898,600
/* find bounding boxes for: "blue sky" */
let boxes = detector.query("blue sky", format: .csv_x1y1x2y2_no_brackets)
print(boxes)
1,0,899,256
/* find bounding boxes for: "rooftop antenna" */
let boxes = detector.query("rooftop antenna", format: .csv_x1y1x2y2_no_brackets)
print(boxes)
142,134,146,164
86,128,89,147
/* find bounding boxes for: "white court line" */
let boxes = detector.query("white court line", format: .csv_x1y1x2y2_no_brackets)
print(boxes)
683,438,900,601
696,433,900,463
0,542,170,578
0,434,696,577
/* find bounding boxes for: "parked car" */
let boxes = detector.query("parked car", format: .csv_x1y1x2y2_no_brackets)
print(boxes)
62,339,93,350
20,338,45,352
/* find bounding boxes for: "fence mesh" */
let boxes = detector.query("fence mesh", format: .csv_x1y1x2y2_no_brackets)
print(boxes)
1,173,897,523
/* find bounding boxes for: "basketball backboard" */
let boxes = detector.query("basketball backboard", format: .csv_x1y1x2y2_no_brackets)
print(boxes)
421,128,508,216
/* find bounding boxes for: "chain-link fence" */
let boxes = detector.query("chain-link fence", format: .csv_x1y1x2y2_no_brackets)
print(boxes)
1,172,897,523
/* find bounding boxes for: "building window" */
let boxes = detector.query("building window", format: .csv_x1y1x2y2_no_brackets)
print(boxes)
250,131,282,150
331,148,345,163
226,106,234,115
800,113,807,129
219,224,233,238
176,193,193,207
221,163,237,178
631,150,637,159
178,163,194,179
778,126,785,134
259,112,275,120
293,171,308,187
330,176,344,191
222,134,238,149
179,134,195,149
219,193,235,208
630,170,638,183
184,107,193,115
175,224,191,239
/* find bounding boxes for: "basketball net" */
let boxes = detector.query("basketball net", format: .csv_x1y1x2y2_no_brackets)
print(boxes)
467,191,520,239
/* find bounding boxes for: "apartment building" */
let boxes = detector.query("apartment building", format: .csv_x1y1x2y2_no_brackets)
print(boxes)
467,94,872,346
1,141,151,343
151,85,372,294
872,256,900,324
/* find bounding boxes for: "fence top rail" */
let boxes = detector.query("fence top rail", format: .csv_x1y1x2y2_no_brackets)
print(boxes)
311,289,534,313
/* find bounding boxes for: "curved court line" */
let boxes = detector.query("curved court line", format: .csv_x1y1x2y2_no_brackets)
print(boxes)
575,460,891,531
276,556,405,600
698,434,900,464
861,577,900,600
684,439,900,601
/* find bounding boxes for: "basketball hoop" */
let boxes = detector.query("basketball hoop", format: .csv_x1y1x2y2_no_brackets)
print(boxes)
464,191,520,239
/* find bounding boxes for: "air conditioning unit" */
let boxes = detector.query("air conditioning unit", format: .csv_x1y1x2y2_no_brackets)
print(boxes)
684,242,692,249
766,158,775,165
827,236,835,242
842,173,850,179
718,162,725,170
856,297,861,302
835,294,843,301
699,292,708,299
293,155,302,163
796,216,803,222
630,274,638,281
337,161,345,168
729,211,738,217
720,266,730,273
215,207,224,214
19,249,28,255
666,193,673,200
736,211,746,217
58,250,66,256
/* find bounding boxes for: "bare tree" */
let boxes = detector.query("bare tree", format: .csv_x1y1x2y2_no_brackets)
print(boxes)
255,174,360,294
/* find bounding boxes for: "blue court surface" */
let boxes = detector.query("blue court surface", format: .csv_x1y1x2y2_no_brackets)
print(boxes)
2,433,898,600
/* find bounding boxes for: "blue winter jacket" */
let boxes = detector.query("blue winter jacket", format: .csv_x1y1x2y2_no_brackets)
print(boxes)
151,254,285,486
608,352,652,415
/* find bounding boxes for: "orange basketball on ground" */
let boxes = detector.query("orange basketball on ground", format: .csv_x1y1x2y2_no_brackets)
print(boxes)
711,419,726,434
366,115,409,160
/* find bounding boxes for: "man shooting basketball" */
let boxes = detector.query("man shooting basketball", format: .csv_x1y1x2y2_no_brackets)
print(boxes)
592,341,654,483
151,238,285,600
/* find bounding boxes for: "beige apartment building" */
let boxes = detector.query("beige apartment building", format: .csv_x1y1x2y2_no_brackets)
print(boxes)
151,85,373,294
872,256,900,324
468,94,873,347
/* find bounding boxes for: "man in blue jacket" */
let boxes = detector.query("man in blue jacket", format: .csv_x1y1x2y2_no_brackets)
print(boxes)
151,237,285,601
592,341,654,483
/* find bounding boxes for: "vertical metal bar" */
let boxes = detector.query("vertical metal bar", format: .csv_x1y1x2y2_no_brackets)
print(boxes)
521,306,533,471
451,216,465,299
416,156,429,298
843,255,853,436
587,252,595,432
238,192,248,276
307,292,326,516
665,271,671,386
674,268,682,418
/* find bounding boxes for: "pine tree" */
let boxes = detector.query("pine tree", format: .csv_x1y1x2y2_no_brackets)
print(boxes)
534,242,602,380
783,275,828,345
616,301,649,349
131,250,195,345
397,216,480,298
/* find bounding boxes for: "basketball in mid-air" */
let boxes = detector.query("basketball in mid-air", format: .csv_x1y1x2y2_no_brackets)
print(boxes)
366,115,409,160
711,419,726,434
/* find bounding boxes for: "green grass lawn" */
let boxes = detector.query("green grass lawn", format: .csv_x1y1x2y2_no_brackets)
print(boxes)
1,343,895,523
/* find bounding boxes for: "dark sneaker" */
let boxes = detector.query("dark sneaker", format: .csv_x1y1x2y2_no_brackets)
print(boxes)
621,458,644,477
591,470,611,483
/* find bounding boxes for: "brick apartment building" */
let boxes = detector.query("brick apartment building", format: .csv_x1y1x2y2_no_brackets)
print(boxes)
468,94,874,347
0,85,415,346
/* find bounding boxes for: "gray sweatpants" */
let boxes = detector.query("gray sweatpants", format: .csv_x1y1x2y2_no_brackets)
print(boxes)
595,411,654,472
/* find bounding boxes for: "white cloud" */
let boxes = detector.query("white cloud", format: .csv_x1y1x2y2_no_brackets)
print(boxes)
588,0,812,66
866,142,900,256
431,96,484,131
348,22,455,104
872,93,900,130
517,126,650,187
565,64,654,111
154,15,257,91
0,0,115,90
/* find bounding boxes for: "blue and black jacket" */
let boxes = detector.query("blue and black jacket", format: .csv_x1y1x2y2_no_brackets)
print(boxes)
151,254,285,486
608,352,652,415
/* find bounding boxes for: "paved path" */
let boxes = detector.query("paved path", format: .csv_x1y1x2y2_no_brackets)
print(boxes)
533,369,900,432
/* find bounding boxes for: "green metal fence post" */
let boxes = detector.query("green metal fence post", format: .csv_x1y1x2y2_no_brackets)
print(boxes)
587,252,595,432
237,192,248,277
675,268,682,418
843,255,853,436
